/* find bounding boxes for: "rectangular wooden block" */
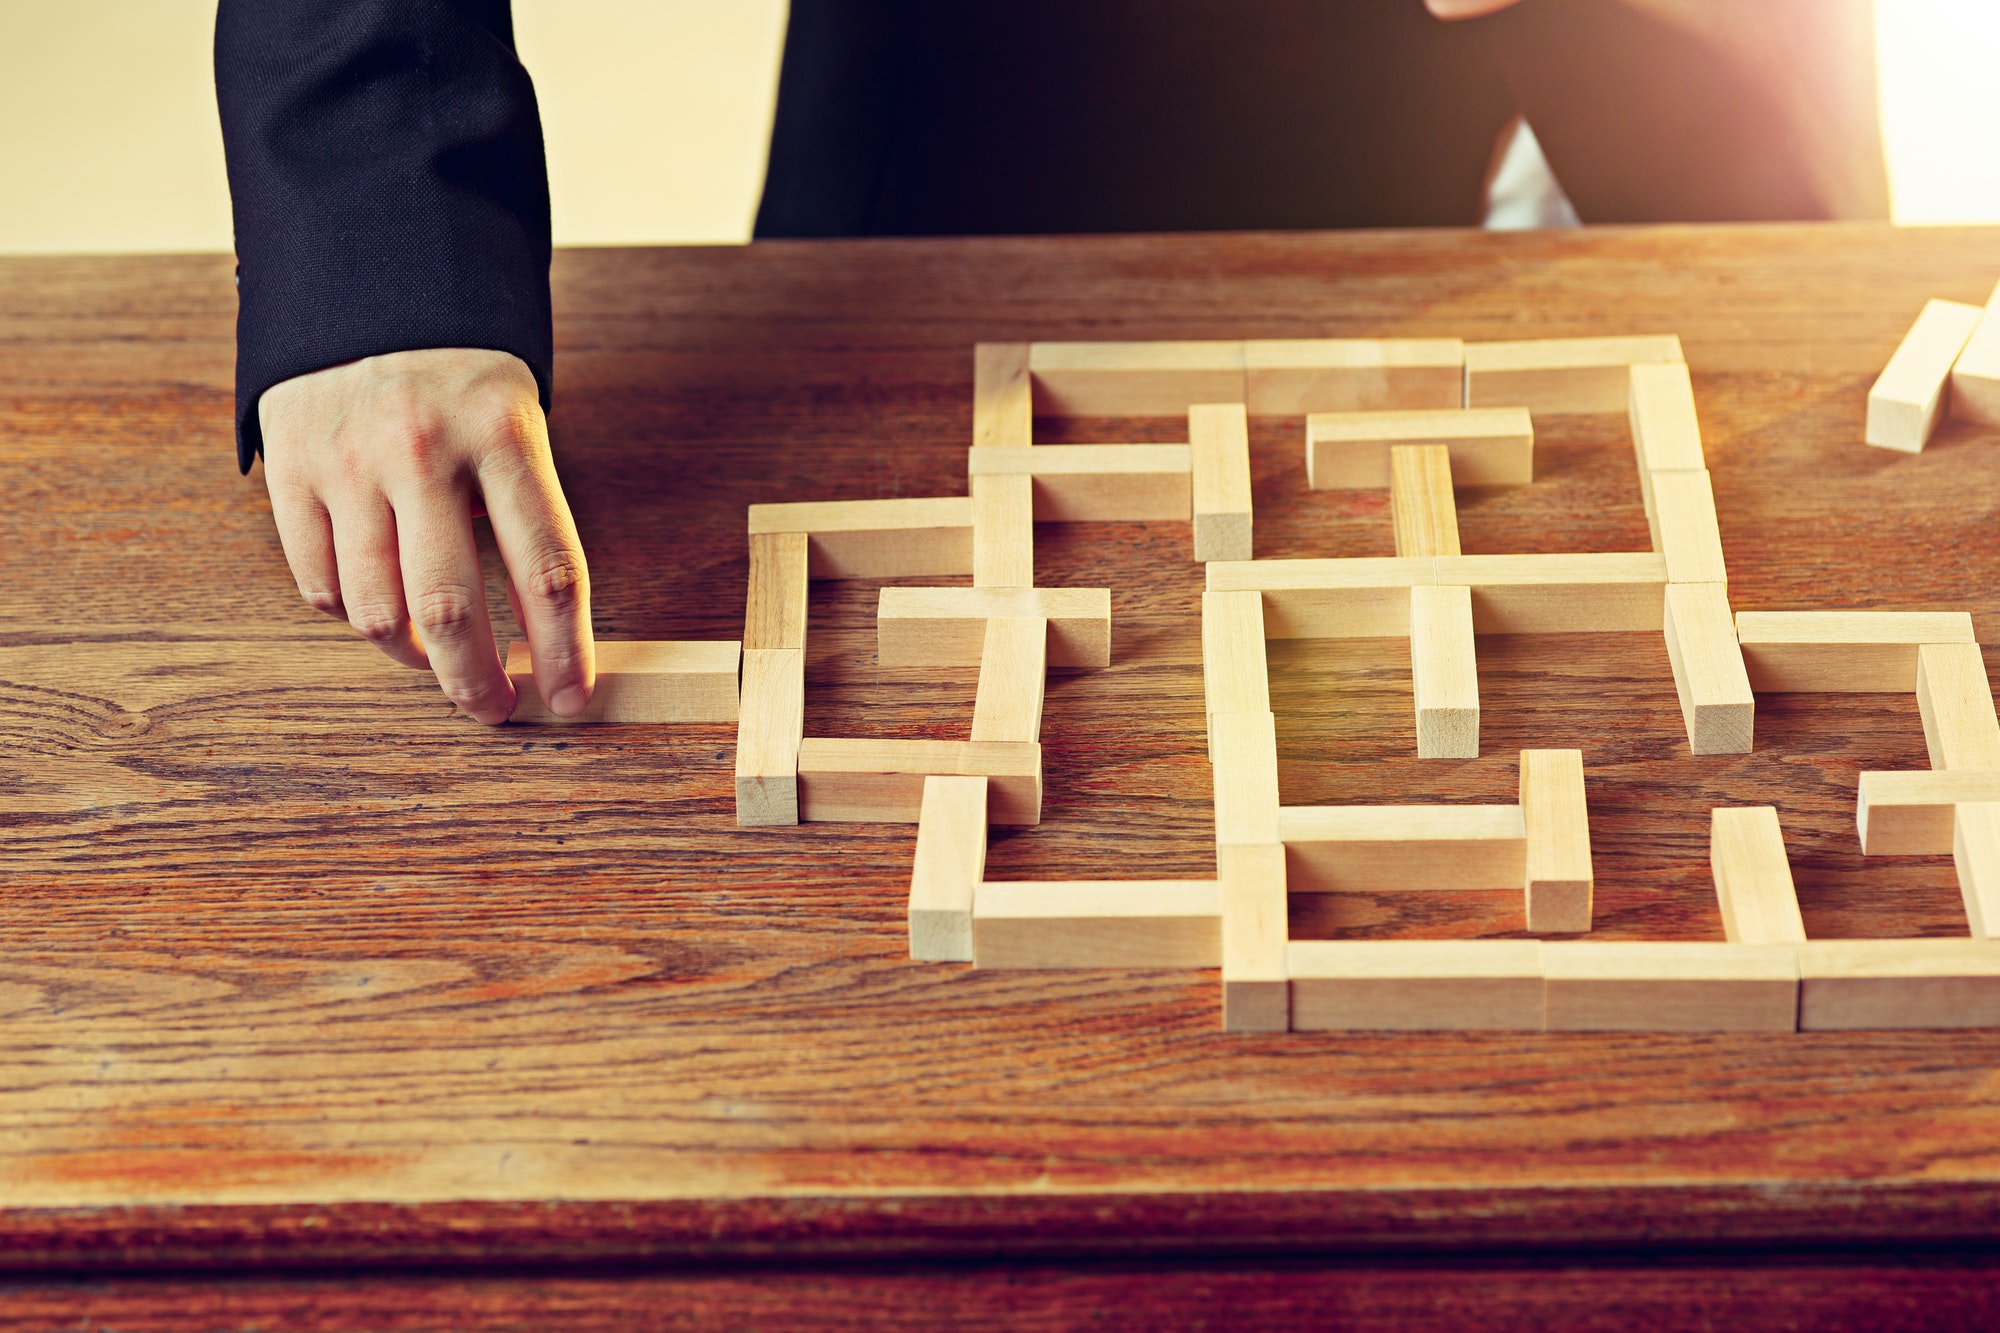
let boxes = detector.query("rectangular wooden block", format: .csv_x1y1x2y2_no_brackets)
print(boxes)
1663,583,1755,755
1798,939,2000,1029
1389,444,1460,558
972,881,1222,969
1289,940,1544,1031
1410,585,1479,759
1952,280,2000,427
1857,769,2000,855
1542,942,1798,1032
1650,469,1729,585
970,472,1034,588
1465,335,1685,415
974,342,1032,449
748,497,974,579
1218,843,1288,1032
876,587,1112,670
1212,711,1281,846
1190,402,1253,562
1735,611,1977,692
735,647,805,826
1201,590,1270,747
1868,298,1983,451
744,531,810,651
796,738,1041,825
968,444,1192,521
1206,556,1436,638
1306,407,1533,488
1029,341,1245,415
508,640,740,724
1710,806,1807,945
1243,338,1463,415
1954,802,2000,939
1917,642,2000,770
1628,360,1705,547
908,775,989,962
1278,804,1526,893
1521,748,1592,933
970,616,1046,744
1435,553,1669,634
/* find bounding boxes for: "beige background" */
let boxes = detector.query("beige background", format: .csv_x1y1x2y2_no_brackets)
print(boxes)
0,0,1995,256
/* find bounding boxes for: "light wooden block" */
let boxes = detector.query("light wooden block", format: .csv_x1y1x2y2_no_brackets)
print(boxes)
1662,583,1755,755
1211,711,1281,846
974,342,1032,449
1278,804,1526,893
1029,341,1245,416
796,738,1041,825
1917,642,2000,770
972,881,1222,969
1953,802,2000,939
876,586,1111,670
968,444,1191,521
1389,444,1460,558
1243,338,1463,415
1201,590,1270,751
734,647,804,826
1710,806,1807,945
1798,939,2000,1030
1465,335,1684,415
1867,298,1983,452
1734,611,1977,692
1435,553,1669,634
1218,843,1288,1032
1629,360,1706,547
748,497,974,579
744,531,810,651
970,616,1046,744
1410,585,1479,759
1190,402,1253,562
507,640,740,725
908,775,989,962
1542,942,1798,1032
971,473,1034,588
1650,469,1729,585
1289,940,1544,1031
1951,280,2000,427
1856,769,2000,855
1306,407,1533,489
1206,556,1436,638
1521,749,1592,933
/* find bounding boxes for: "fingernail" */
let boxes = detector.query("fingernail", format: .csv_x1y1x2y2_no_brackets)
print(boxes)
550,685,587,716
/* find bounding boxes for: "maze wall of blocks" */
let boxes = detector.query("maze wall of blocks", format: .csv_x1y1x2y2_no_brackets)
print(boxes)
507,329,2000,1034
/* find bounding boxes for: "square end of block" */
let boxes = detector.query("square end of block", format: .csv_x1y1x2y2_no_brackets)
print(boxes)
735,774,800,827
910,910,974,963
1223,978,1290,1032
1526,880,1593,934
1193,512,1253,564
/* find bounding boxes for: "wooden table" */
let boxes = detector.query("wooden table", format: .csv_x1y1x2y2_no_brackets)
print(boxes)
6,224,2000,1328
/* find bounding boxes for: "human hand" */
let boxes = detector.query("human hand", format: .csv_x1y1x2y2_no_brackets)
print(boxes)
258,347,594,724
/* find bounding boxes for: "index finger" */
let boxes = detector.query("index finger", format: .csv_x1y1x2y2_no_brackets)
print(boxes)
480,447,594,719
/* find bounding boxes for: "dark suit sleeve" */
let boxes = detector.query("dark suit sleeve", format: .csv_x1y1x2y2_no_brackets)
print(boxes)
214,0,552,474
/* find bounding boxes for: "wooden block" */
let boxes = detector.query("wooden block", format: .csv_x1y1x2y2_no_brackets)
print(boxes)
1542,942,1798,1032
1029,341,1245,416
1211,712,1280,846
796,738,1041,825
1244,338,1464,415
1953,802,2000,939
968,444,1191,521
1521,749,1592,933
1190,402,1252,562
1951,280,2000,427
1856,769,2000,855
1278,805,1525,893
1435,553,1669,634
1629,360,1706,547
1662,583,1755,755
1798,939,2000,1029
1306,408,1533,489
1650,470,1729,585
1735,611,1977,692
1218,843,1288,1032
972,881,1222,969
1710,806,1807,945
1465,335,1684,415
1917,642,2000,770
748,497,974,579
1389,444,1460,558
1201,590,1270,751
508,640,740,724
1205,556,1436,638
1867,298,1983,452
734,647,804,826
970,473,1034,588
1409,585,1478,759
974,343,1032,449
744,531,809,651
877,587,1111,670
1289,940,1543,1031
908,775,989,962
970,616,1046,744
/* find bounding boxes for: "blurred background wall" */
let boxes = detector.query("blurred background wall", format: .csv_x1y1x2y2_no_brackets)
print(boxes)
0,0,1994,256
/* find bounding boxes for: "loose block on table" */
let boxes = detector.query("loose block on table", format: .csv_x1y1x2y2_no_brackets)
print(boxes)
1952,280,2000,427
1916,642,2000,771
1857,769,2000,855
1734,610,1977,692
1797,940,2000,1029
1306,407,1533,488
1542,942,1798,1032
1029,340,1245,415
1190,402,1253,562
748,496,974,579
507,640,740,725
1521,749,1593,933
1278,804,1526,893
908,775,989,962
969,616,1047,744
735,647,805,827
1464,334,1684,414
1243,337,1463,415
1218,843,1289,1032
972,881,1222,969
796,738,1041,825
1389,444,1461,559
876,586,1111,669
968,444,1191,522
1866,298,1983,452
1663,583,1755,755
1290,940,1544,1031
1410,584,1479,759
1710,806,1807,945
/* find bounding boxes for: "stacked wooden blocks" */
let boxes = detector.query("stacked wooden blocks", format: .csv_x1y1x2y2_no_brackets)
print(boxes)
1867,279,2000,451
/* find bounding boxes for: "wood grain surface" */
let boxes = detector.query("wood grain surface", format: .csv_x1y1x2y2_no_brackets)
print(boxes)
6,226,2000,1310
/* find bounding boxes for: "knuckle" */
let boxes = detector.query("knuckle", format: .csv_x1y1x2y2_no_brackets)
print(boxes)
347,605,407,644
299,586,345,617
409,584,483,640
438,674,510,715
522,549,588,607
